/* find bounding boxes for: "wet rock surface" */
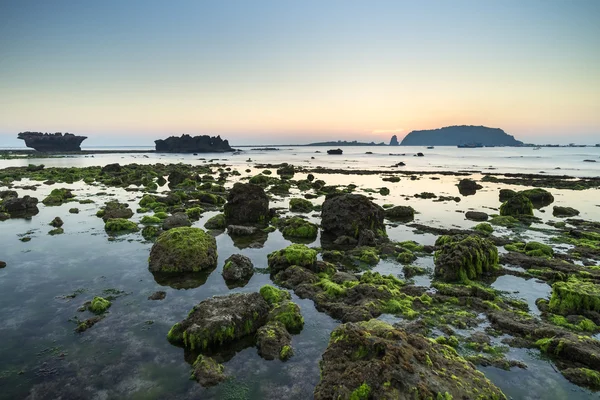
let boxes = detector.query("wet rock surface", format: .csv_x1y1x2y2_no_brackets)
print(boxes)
148,227,217,273
224,183,270,225
321,194,385,243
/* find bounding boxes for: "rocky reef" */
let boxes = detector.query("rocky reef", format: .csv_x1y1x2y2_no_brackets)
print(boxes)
154,134,233,153
400,125,522,146
18,132,87,152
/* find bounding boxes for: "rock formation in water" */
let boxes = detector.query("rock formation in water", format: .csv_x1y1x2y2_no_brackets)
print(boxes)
399,125,522,146
155,134,233,153
389,135,399,146
17,132,87,152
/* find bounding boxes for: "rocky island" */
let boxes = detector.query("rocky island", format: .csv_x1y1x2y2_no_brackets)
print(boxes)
400,125,523,146
17,132,87,152
155,134,233,153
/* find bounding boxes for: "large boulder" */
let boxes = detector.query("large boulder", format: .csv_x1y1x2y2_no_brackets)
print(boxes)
1,195,39,217
224,183,270,225
167,292,270,350
519,188,554,208
314,320,505,400
434,235,499,283
499,193,534,217
553,206,580,218
548,279,600,315
162,212,191,230
148,227,217,273
321,194,385,240
268,244,318,275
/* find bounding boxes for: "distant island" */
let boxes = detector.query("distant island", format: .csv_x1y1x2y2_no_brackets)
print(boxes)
306,140,386,146
155,134,233,153
399,125,523,146
18,132,87,152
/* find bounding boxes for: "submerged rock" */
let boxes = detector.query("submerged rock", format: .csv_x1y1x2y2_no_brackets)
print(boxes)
434,235,499,283
50,216,64,228
42,188,74,206
167,292,270,350
222,254,254,284
499,193,534,216
148,227,217,273
148,291,166,300
191,355,227,387
321,194,385,242
224,183,270,225
553,206,580,218
314,319,505,400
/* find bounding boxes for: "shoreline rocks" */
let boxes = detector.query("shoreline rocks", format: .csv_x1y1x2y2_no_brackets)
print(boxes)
148,227,217,273
18,131,87,152
155,134,233,153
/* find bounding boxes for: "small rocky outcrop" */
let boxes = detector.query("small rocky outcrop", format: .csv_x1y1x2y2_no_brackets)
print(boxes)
289,198,313,213
191,355,227,387
389,135,399,146
465,211,488,221
162,212,191,230
519,188,554,208
434,235,499,283
18,132,87,152
155,134,233,153
224,183,270,225
321,194,385,242
42,188,74,206
148,291,166,300
279,217,318,241
50,217,64,227
457,178,483,196
553,206,580,218
204,214,226,229
384,205,415,222
221,254,254,285
268,244,318,275
314,320,505,399
97,200,133,221
1,195,39,218
256,321,293,361
148,227,217,273
499,194,534,217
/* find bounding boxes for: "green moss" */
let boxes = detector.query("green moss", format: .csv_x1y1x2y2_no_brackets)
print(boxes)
259,285,291,305
434,235,499,283
349,383,371,400
249,174,274,185
42,188,74,205
504,242,525,252
396,250,416,264
549,314,598,332
154,211,169,219
359,248,380,265
398,240,424,253
268,244,317,270
185,207,203,220
279,345,293,360
48,228,64,235
104,218,139,232
89,296,111,314
142,225,160,240
316,278,348,297
524,241,553,258
549,279,600,315
140,215,162,224
435,336,459,348
280,217,318,239
499,193,534,217
204,213,226,229
289,198,313,213
150,227,217,272
381,297,418,319
489,215,520,227
473,222,493,234
270,301,304,334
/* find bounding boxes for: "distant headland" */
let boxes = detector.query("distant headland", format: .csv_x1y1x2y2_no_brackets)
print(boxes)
398,125,522,146
155,134,233,153
17,132,87,152
305,140,386,146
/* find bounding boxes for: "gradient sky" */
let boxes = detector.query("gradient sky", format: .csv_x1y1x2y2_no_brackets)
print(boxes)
1,0,599,146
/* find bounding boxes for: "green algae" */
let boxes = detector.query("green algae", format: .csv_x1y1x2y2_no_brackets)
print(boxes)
289,198,313,213
499,194,533,217
89,296,111,314
204,213,226,229
140,215,162,224
473,222,493,234
259,285,291,305
549,279,600,315
104,218,139,233
434,235,499,283
349,383,371,400
280,217,318,239
269,301,304,334
268,244,317,271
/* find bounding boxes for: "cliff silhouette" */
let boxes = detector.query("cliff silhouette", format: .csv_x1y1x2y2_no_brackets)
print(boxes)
17,132,87,152
155,134,233,153
399,125,522,146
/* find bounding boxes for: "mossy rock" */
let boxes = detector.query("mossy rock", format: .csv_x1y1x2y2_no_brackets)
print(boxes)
289,198,313,213
524,241,553,258
499,194,533,217
260,284,291,305
256,321,293,361
141,215,162,224
519,188,554,208
384,205,415,222
268,300,304,334
548,279,600,315
185,207,203,220
142,225,160,240
553,206,579,218
204,213,226,230
89,296,111,314
149,227,217,273
280,217,318,240
42,188,74,206
104,218,139,233
191,355,227,387
434,235,499,283
267,244,318,275
474,222,493,234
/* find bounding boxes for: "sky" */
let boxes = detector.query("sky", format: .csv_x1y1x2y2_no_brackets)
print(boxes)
1,0,599,146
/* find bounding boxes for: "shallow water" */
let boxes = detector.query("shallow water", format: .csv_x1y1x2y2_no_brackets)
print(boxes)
1,149,600,399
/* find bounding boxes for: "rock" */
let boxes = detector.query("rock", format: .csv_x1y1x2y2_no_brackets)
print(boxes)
167,292,270,350
256,321,293,361
17,131,87,152
553,206,580,218
222,254,254,283
167,170,190,187
101,163,121,173
416,152,424,157
434,235,499,282
280,217,318,240
583,159,597,163
519,188,554,208
314,320,505,400
2,195,39,217
162,212,191,230
289,198,313,213
104,218,139,233
204,213,226,229
499,193,534,216
191,355,227,387
548,279,600,315
148,291,166,300
357,229,376,247
400,125,522,146
321,194,385,241
562,368,600,390
327,149,343,155
333,236,358,246
227,225,258,236
68,208,79,214
276,164,295,179
224,183,270,225
148,227,217,273
0,190,18,200
0,261,6,268
155,134,233,153
142,225,161,240
97,201,133,221
50,217,64,227
75,316,104,333
465,211,488,221
268,244,318,275
384,205,415,222
42,188,74,206
457,178,482,196
267,300,304,334
0,213,9,221
499,188,517,202
88,297,111,314
389,135,399,146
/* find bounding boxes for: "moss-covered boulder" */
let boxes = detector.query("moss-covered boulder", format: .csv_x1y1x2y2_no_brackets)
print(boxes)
224,183,270,225
519,188,554,208
97,200,134,222
289,198,313,213
267,244,318,275
104,218,139,233
221,254,254,285
42,188,74,206
268,300,304,334
167,292,270,350
434,235,499,283
191,355,227,387
314,320,505,400
142,225,160,240
256,321,293,361
280,217,318,241
148,227,217,273
321,194,386,241
499,188,517,202
499,193,533,217
88,296,111,314
384,205,415,222
548,279,600,315
204,213,226,230
553,206,580,218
